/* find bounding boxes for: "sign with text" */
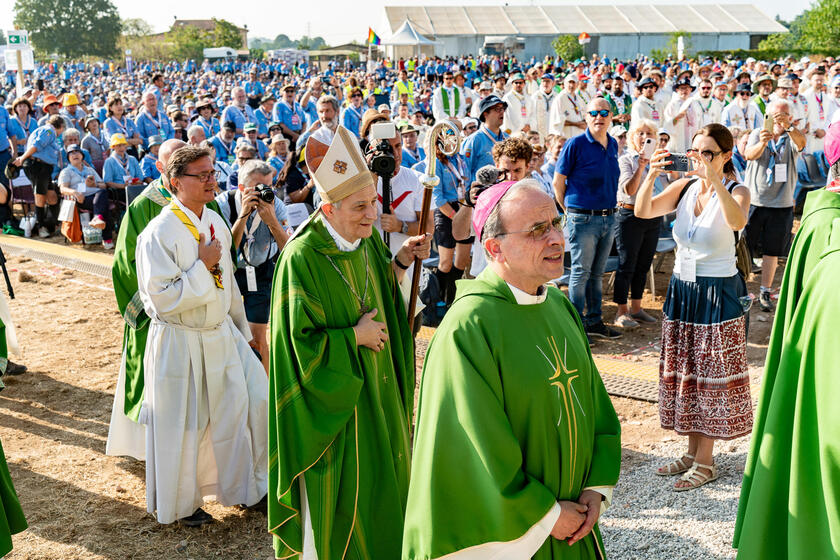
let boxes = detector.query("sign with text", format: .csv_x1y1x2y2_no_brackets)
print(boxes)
4,48,35,71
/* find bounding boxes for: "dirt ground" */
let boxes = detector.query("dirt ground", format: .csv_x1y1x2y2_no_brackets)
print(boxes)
0,249,780,559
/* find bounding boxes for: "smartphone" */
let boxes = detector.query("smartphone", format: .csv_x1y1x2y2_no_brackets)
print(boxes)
36,78,44,91
763,113,775,133
663,153,690,173
642,137,655,159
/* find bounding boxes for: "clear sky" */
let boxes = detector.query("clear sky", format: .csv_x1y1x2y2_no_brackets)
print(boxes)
3,0,803,48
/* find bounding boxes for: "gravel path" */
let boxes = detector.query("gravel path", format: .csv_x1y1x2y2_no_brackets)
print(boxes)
601,436,751,560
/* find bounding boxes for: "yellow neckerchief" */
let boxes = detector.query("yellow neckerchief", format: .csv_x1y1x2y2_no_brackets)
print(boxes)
170,201,224,289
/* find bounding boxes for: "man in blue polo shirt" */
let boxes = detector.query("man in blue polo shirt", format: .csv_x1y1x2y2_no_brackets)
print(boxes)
273,85,306,148
459,95,508,184
243,69,264,108
553,97,622,341
134,91,174,148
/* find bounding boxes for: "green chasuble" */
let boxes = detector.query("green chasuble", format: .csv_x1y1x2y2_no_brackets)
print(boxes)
112,179,224,420
0,316,28,556
734,189,840,558
268,214,414,559
403,269,621,559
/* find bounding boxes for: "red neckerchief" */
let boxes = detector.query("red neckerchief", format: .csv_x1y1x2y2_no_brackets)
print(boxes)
827,178,840,193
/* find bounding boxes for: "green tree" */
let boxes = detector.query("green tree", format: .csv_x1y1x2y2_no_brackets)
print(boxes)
121,18,152,37
211,18,243,49
171,25,208,61
14,0,121,57
799,0,840,50
551,35,582,61
273,34,293,48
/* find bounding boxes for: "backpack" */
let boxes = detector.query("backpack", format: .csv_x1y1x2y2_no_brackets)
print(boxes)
676,178,752,280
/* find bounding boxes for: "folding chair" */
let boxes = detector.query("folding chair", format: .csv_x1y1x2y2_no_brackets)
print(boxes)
125,184,146,206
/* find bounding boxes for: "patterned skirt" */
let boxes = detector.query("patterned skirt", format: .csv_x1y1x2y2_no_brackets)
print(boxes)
659,273,753,440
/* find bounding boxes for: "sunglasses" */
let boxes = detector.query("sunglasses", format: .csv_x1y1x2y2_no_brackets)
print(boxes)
513,81,525,85
351,94,362,98
686,148,722,161
498,215,567,241
588,109,610,117
738,91,751,97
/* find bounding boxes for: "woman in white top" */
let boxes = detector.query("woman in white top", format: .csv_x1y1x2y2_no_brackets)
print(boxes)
634,123,752,492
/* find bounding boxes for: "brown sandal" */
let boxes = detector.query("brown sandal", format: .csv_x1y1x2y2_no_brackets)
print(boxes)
655,454,694,476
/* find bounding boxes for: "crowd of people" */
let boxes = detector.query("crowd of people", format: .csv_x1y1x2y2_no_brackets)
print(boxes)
0,49,837,558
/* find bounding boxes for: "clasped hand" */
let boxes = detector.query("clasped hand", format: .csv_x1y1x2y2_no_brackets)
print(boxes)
552,490,604,545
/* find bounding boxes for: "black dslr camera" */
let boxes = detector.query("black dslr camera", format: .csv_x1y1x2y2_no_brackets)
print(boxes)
367,122,397,177
255,184,275,203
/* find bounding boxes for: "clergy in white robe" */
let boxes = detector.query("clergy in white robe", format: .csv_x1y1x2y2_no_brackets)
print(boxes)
664,80,703,153
135,145,268,525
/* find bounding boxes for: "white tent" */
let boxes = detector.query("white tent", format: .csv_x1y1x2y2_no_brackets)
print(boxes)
383,19,438,59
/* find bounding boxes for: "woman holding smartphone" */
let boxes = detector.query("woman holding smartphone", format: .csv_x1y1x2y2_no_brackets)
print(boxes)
614,119,667,328
634,123,752,491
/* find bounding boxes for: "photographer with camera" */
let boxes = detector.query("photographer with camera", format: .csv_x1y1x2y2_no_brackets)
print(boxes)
366,122,428,275
216,160,289,373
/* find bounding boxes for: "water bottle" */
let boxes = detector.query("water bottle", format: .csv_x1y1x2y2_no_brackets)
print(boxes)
22,215,33,238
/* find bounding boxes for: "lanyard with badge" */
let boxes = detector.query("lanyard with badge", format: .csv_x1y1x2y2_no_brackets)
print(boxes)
219,137,235,165
145,110,165,137
679,181,716,283
116,154,134,184
767,136,787,185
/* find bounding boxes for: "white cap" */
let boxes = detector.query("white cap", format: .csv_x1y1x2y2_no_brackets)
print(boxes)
305,125,373,204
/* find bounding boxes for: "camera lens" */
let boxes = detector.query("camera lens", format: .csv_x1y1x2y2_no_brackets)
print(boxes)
256,185,275,202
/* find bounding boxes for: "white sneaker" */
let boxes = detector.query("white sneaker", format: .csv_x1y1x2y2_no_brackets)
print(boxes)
38,226,50,238
89,215,106,230
102,240,114,250
615,314,640,329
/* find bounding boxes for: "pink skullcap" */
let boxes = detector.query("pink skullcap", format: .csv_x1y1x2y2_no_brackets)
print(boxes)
826,112,840,167
472,181,517,240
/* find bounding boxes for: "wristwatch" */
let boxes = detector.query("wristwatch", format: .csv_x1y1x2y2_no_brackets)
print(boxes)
786,125,795,133
400,220,410,234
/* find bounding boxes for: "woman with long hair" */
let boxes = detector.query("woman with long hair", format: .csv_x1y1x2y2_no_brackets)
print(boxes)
634,123,752,491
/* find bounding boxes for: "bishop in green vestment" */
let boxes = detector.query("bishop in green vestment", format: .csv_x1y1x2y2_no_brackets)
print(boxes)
106,140,224,458
0,314,28,557
403,181,621,559
734,185,840,558
268,125,431,559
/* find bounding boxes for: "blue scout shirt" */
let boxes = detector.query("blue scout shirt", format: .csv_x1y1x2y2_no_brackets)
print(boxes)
273,101,306,134
459,124,508,184
26,124,61,165
103,152,143,185
134,110,174,147
141,153,161,181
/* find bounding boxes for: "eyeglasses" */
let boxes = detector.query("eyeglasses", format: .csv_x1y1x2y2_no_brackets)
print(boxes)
641,84,656,90
351,93,362,98
513,81,525,85
498,215,567,240
588,109,611,118
700,87,711,91
686,148,722,161
181,170,220,183
738,92,751,97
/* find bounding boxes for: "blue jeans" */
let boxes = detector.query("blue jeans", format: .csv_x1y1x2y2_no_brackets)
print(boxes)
567,212,616,326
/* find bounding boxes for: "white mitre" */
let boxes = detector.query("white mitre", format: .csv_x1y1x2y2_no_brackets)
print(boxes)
304,125,373,203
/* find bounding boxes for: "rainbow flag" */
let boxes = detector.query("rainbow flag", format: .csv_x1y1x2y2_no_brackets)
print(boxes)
368,28,381,45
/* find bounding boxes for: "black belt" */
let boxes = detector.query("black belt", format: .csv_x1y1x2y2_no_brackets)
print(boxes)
567,207,616,216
